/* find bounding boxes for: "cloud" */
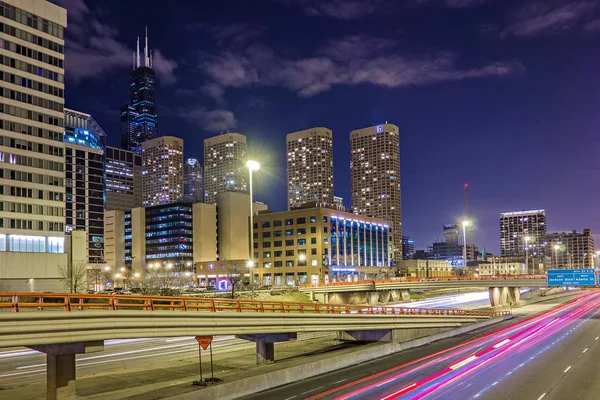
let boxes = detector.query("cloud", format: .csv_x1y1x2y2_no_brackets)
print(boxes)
179,108,237,132
496,0,600,37
412,0,492,8
199,35,523,98
191,23,264,48
583,17,600,30
280,0,394,19
52,0,178,84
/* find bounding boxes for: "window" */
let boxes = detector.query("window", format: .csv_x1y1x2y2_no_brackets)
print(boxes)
263,262,272,268
285,218,293,225
274,251,282,257
310,227,316,234
274,240,282,247
286,250,294,257
274,261,283,267
298,249,306,256
274,220,282,227
262,221,271,228
297,239,306,246
324,227,328,233
323,216,328,223
297,217,306,224
297,228,306,235
274,230,282,237
310,216,316,223
311,259,318,266
285,229,294,236
324,237,328,244
263,251,271,258
285,239,294,246
262,241,271,248
286,260,294,267
262,231,271,238
311,248,317,255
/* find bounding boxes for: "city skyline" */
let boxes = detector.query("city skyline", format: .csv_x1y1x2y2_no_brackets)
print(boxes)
54,0,600,253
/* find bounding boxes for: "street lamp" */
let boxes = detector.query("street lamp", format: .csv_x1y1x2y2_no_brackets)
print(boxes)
461,220,470,265
554,244,561,269
596,251,600,270
246,160,260,292
524,236,531,274
298,254,307,287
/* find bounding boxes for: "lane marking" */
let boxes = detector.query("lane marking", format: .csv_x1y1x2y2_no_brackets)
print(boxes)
583,348,588,353
284,396,297,400
596,336,599,341
564,366,572,373
537,393,546,400
333,379,347,384
301,386,324,395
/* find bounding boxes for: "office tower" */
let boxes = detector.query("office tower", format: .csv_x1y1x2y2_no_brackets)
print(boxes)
105,146,142,211
64,109,106,265
402,236,415,260
203,133,247,204
500,209,547,257
286,127,334,210
547,229,595,269
120,28,157,154
350,123,402,260
184,158,203,202
443,224,459,246
0,0,67,291
142,136,183,206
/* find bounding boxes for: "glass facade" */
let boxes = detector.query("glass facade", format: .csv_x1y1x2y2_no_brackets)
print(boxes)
329,216,390,268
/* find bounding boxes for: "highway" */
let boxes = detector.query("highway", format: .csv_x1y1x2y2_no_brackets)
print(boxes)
242,291,599,400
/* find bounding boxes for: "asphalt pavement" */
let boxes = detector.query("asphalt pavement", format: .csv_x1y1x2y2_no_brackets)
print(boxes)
241,291,597,400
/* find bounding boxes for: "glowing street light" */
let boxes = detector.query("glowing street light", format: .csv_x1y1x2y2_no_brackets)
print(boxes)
104,266,111,272
461,220,470,265
298,254,306,262
134,273,141,278
524,236,531,274
246,160,260,298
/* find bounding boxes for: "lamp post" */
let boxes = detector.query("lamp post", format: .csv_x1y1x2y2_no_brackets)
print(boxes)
524,236,531,274
461,220,470,266
246,160,260,293
298,254,306,287
554,244,561,269
596,251,600,270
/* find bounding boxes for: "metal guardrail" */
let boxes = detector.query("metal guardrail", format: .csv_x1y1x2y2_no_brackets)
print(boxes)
0,292,509,318
299,275,548,288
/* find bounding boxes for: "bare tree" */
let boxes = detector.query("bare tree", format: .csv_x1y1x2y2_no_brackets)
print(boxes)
58,261,88,293
0,280,10,293
452,267,470,277
221,263,243,299
87,268,112,291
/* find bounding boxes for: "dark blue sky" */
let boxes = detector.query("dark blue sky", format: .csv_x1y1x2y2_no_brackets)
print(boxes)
54,0,600,254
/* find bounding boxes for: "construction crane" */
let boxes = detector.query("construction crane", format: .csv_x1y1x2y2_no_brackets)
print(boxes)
464,184,475,261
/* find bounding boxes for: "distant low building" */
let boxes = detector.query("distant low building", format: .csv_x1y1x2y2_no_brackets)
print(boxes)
397,260,453,279
402,236,415,260
547,229,595,269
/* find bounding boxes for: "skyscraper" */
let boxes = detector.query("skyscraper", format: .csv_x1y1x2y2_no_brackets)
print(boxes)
547,229,595,269
121,28,157,154
105,146,142,211
499,210,547,257
350,123,402,260
142,136,184,206
184,158,203,202
64,109,106,265
203,133,248,205
286,127,334,210
0,0,68,291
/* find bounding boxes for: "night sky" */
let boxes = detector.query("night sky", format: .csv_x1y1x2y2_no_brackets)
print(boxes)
52,0,600,254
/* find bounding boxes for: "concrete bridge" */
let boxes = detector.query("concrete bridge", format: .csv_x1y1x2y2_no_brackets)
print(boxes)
299,275,548,306
0,292,507,400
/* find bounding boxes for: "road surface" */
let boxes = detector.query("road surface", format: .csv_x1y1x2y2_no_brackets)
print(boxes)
242,291,600,400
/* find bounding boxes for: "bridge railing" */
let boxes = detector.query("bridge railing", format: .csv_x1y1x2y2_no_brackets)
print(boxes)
300,274,547,288
0,292,509,318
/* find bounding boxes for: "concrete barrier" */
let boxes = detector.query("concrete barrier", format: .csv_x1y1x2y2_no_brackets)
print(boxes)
163,315,513,400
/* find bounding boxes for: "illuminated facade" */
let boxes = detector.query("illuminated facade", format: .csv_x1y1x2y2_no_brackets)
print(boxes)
120,29,157,154
64,109,105,264
105,146,142,211
203,133,247,204
402,236,415,260
252,207,393,286
286,127,334,210
0,0,68,291
350,123,402,261
547,229,595,269
500,210,547,257
183,158,203,202
141,136,184,206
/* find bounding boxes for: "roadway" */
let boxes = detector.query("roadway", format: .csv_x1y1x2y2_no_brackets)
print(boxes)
242,291,599,400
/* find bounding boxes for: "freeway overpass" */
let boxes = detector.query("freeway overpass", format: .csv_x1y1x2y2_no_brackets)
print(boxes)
0,292,507,400
299,275,549,306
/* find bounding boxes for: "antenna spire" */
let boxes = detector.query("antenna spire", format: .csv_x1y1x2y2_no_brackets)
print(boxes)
135,36,140,68
144,26,149,67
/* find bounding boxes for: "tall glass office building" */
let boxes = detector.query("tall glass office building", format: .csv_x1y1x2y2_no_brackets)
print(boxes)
120,29,157,154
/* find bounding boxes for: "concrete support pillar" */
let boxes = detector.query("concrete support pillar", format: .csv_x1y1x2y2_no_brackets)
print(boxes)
401,290,411,302
47,353,76,400
309,291,315,301
508,287,520,305
489,287,500,307
29,341,104,400
499,287,509,305
367,292,379,305
379,291,391,304
236,333,296,365
256,340,275,364
390,290,401,302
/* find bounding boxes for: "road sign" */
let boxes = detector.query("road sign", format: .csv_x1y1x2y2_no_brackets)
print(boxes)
195,335,213,350
547,269,596,286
